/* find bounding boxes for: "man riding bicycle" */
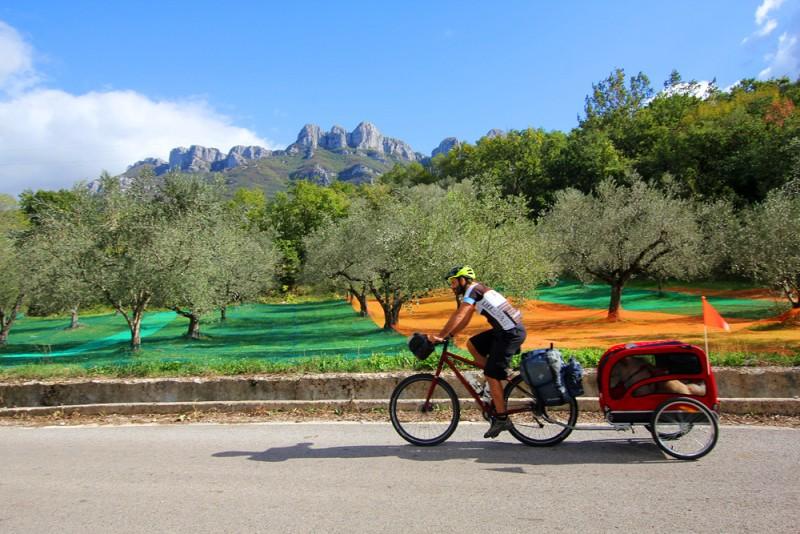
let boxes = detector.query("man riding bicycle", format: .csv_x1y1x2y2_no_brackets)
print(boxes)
427,266,527,438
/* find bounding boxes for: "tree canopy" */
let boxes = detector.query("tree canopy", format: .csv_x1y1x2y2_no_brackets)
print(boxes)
539,175,704,320
734,182,800,313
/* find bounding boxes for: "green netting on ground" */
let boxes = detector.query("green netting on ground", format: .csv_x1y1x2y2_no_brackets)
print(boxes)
0,301,408,368
532,281,789,320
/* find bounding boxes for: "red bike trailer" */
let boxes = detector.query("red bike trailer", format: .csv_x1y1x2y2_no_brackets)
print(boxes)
591,340,720,459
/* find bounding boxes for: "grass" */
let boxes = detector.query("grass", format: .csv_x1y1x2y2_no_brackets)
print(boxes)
0,353,435,380
1,346,796,381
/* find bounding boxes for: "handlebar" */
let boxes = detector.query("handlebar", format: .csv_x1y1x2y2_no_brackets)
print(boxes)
433,336,453,353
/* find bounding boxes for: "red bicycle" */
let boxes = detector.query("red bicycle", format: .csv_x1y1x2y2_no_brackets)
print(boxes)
390,338,720,460
389,338,578,446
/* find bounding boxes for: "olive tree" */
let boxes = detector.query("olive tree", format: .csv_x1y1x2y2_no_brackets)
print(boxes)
21,189,98,328
151,174,277,338
44,173,189,350
159,217,278,337
114,173,278,338
305,185,450,329
539,175,704,320
437,180,556,299
734,184,800,316
0,194,27,345
302,200,374,316
362,186,448,329
305,181,556,329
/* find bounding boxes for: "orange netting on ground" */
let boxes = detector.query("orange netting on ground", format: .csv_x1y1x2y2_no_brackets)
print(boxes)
354,291,800,355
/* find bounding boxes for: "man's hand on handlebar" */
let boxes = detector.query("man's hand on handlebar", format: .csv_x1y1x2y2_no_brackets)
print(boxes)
426,334,449,344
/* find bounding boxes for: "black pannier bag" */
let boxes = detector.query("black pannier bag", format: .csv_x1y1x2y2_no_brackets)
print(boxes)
408,332,435,360
520,348,568,406
561,357,585,398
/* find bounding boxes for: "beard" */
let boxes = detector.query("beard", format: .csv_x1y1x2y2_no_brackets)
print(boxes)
453,279,467,297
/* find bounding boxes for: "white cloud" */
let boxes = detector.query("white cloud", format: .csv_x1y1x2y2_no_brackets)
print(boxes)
757,18,779,37
743,0,799,80
0,21,38,94
742,0,785,42
0,20,277,195
758,31,800,78
756,0,785,26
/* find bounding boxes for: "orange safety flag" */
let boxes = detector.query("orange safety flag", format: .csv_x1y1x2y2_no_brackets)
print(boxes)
702,296,730,331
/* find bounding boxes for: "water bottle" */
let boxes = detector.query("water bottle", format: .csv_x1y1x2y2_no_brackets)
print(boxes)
480,383,493,404
466,373,482,393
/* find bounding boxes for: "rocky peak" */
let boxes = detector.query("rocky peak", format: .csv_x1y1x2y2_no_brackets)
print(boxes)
295,124,322,149
320,125,348,150
432,137,460,157
222,145,272,170
348,121,383,151
382,138,415,160
169,145,226,172
484,128,505,139
286,121,417,161
127,157,167,170
229,145,271,159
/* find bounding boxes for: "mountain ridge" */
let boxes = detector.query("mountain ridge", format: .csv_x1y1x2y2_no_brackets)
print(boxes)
113,122,493,195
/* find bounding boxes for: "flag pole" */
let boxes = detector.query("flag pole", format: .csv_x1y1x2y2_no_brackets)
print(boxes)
701,295,729,357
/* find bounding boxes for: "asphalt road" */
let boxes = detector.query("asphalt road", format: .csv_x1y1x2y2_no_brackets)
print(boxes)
1,422,798,533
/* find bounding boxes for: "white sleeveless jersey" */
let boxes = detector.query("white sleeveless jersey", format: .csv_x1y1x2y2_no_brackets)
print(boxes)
462,282,522,331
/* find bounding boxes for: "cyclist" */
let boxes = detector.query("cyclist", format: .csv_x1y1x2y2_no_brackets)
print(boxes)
427,265,527,438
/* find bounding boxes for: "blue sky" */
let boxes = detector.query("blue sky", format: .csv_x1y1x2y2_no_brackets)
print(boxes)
1,0,799,194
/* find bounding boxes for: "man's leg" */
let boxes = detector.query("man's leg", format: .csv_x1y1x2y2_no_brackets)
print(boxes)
483,328,526,439
467,340,486,367
486,376,506,413
468,336,504,410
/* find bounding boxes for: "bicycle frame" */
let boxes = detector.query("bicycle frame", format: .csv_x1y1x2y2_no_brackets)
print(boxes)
427,338,529,417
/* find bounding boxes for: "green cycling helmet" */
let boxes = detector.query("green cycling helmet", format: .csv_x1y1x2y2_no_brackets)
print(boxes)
445,265,476,282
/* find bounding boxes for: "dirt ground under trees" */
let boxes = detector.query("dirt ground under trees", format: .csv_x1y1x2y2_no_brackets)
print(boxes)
356,290,800,356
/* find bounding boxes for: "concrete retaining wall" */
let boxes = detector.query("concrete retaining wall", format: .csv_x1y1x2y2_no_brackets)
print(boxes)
0,367,798,416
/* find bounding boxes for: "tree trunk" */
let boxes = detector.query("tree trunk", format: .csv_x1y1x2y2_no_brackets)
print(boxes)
356,292,368,317
369,283,395,330
68,306,80,329
390,294,404,327
781,280,799,308
172,307,202,339
220,306,227,321
379,300,393,330
0,292,25,346
130,313,143,350
187,314,201,339
607,282,624,321
129,296,151,350
104,291,149,351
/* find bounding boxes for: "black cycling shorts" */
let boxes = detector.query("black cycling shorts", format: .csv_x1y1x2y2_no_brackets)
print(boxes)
468,326,526,380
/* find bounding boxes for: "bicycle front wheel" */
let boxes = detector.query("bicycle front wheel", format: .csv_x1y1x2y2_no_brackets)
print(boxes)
504,375,577,446
389,374,460,446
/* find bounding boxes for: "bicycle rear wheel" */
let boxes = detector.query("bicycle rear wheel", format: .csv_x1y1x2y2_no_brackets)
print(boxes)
504,375,577,446
389,374,460,446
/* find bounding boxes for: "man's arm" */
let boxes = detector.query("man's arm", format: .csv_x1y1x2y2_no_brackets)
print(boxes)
429,302,474,342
